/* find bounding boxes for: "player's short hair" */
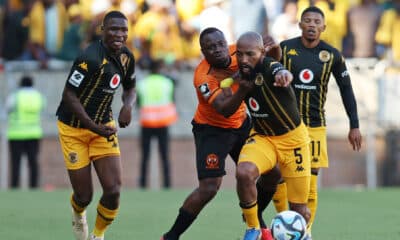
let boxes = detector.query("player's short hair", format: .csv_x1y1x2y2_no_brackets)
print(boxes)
199,27,224,44
102,11,127,26
301,6,325,19
20,75,33,87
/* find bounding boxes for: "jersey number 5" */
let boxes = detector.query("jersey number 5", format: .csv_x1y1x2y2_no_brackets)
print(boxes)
294,148,303,164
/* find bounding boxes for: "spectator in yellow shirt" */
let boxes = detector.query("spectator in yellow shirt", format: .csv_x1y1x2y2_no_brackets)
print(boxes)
375,1,400,61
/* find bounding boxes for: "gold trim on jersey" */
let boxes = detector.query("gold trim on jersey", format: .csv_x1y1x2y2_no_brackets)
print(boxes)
283,46,287,68
83,68,104,125
94,94,111,123
262,84,297,130
299,90,304,120
255,118,274,135
319,53,334,125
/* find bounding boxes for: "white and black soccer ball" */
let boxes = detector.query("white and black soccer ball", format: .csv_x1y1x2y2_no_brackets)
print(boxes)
270,210,307,240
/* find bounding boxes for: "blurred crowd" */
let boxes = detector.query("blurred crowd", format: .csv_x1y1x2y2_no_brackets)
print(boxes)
0,0,400,70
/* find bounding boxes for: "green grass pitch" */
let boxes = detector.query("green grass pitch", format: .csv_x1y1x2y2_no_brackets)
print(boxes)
0,188,399,239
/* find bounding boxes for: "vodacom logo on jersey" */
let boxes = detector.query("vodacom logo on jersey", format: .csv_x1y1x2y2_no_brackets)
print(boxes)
110,74,121,88
299,69,314,84
248,97,260,111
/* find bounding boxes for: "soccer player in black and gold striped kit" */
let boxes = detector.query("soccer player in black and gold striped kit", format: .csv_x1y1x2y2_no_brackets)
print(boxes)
272,6,362,235
56,11,136,240
220,31,311,240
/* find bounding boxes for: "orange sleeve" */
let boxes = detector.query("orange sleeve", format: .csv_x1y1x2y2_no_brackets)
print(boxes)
193,61,223,104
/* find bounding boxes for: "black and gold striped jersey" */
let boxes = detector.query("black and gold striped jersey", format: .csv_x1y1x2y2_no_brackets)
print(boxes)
281,37,359,128
56,40,136,128
245,57,301,136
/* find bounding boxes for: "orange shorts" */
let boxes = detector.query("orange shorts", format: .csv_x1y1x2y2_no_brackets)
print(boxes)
57,120,120,170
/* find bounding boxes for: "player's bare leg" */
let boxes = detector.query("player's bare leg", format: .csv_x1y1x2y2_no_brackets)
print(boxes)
68,165,93,240
92,155,122,239
236,162,261,240
162,177,223,240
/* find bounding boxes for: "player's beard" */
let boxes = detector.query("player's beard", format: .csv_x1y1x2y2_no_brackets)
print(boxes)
239,66,256,81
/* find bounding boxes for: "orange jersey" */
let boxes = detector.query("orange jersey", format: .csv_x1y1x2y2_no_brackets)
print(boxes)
193,45,247,128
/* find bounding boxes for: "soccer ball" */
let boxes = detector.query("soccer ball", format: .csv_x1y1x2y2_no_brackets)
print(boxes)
270,210,307,240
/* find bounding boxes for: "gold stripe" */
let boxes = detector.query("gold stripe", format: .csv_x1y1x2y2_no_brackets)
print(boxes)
261,118,275,135
323,54,334,125
255,118,274,135
69,70,99,127
319,53,334,125
283,46,287,67
262,84,296,129
81,68,103,125
319,62,328,124
97,95,112,123
83,68,103,108
94,94,110,123
288,58,292,72
299,90,304,121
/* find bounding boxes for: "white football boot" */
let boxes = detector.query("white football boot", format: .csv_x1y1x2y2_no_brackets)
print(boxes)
72,209,89,240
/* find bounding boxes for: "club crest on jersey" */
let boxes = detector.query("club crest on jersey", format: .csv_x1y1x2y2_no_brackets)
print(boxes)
319,50,330,62
205,154,219,169
299,69,314,83
248,97,260,111
110,74,120,88
199,83,211,98
255,73,264,85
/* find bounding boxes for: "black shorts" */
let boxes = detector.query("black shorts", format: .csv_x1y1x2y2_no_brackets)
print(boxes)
192,117,251,180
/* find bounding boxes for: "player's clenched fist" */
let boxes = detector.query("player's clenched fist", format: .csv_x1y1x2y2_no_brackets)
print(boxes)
274,69,293,87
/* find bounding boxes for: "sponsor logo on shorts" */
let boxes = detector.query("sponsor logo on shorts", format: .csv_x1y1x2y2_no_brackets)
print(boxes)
205,154,219,169
312,157,319,163
69,152,78,164
246,138,256,144
295,165,305,172
107,135,118,148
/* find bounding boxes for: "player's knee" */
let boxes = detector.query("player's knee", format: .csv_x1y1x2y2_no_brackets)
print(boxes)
103,185,121,202
258,167,281,190
236,162,258,183
199,179,220,199
74,192,93,207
